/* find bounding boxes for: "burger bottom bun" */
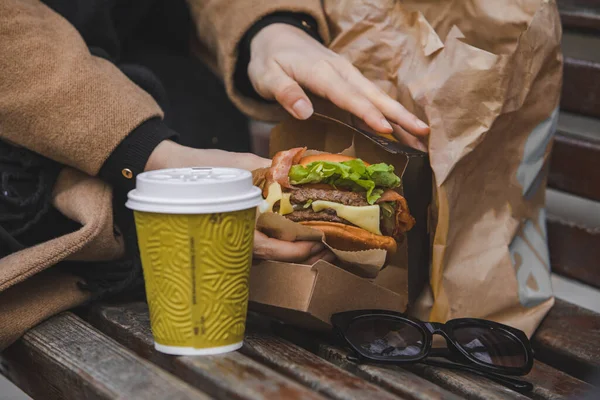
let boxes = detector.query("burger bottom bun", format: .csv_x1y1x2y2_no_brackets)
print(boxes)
299,221,397,254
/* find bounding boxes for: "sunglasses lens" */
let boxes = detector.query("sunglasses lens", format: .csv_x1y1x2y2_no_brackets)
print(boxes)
346,316,425,360
453,325,527,368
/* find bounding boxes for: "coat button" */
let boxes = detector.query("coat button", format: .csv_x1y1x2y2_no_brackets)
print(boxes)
212,137,219,144
122,168,133,179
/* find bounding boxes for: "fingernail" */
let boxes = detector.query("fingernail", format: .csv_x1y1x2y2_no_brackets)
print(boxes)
292,99,314,120
417,142,428,152
416,119,429,129
310,242,325,254
381,118,393,131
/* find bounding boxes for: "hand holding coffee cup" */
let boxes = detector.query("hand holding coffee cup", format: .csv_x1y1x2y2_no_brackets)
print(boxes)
145,143,331,265
127,167,264,355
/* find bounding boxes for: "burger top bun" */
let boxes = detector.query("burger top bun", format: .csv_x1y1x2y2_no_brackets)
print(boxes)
299,154,371,166
299,221,397,254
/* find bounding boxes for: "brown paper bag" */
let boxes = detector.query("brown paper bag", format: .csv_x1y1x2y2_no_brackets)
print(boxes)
322,0,562,337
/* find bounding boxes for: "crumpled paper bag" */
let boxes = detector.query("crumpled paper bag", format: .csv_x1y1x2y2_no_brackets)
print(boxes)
323,0,562,337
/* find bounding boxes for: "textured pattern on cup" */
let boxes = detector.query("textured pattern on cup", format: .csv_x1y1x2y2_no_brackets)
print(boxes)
134,208,256,351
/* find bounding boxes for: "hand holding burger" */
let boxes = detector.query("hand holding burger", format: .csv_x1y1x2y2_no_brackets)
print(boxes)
146,141,335,264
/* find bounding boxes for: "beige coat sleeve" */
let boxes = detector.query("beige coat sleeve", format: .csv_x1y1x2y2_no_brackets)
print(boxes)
187,0,331,122
0,0,164,176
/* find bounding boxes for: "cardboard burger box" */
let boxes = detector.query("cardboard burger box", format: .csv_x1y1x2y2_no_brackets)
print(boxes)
249,111,432,331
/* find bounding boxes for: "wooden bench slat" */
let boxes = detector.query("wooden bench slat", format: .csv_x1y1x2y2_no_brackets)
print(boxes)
548,131,600,202
559,0,600,33
525,361,594,400
560,11,600,33
317,342,529,400
246,313,473,400
317,344,467,400
0,312,208,400
561,57,600,119
269,312,595,400
547,219,600,289
532,299,600,382
241,332,402,400
89,303,404,400
270,320,533,400
85,302,326,400
322,344,592,400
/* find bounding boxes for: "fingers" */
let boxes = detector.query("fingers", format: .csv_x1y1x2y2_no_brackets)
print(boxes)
250,63,314,120
253,231,326,263
391,123,428,152
253,231,337,264
302,249,336,265
354,118,428,152
247,23,430,138
337,62,430,136
302,60,393,134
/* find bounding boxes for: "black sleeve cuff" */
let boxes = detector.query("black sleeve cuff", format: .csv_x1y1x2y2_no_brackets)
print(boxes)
99,118,178,194
234,12,323,101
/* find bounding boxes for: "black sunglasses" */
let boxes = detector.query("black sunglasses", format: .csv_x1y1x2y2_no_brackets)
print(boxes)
331,310,534,392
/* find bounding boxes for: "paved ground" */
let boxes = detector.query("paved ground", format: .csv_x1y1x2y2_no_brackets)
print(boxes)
0,374,30,400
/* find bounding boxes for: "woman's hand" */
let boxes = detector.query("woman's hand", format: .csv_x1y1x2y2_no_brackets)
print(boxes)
145,140,271,172
254,231,335,265
248,23,430,147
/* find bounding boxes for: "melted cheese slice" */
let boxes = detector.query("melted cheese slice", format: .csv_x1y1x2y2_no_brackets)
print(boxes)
311,200,381,235
279,193,294,215
259,182,282,213
258,182,293,215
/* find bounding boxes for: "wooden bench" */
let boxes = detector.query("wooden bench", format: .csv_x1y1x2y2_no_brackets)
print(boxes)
547,0,600,290
0,299,598,399
2,1,600,398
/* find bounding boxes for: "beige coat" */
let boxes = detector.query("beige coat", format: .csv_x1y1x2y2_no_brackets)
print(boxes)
0,0,331,349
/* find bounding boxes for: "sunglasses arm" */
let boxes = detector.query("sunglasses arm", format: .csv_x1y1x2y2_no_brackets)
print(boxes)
423,359,533,393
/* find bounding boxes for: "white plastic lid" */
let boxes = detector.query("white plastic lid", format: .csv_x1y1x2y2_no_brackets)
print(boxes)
126,167,263,214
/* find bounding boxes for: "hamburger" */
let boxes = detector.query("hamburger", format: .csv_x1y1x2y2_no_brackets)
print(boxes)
255,147,415,253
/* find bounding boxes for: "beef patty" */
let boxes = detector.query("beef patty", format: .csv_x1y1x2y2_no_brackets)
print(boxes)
290,187,369,206
284,209,355,226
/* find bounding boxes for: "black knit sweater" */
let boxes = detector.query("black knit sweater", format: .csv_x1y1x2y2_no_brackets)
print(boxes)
41,0,319,194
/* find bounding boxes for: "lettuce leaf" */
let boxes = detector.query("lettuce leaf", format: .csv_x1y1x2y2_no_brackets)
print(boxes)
288,159,400,204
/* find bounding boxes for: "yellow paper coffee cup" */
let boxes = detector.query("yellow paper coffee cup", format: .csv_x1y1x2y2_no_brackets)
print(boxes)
126,167,263,355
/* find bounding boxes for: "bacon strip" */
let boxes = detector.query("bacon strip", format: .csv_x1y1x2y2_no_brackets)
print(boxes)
376,189,404,203
377,189,416,237
263,147,306,197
